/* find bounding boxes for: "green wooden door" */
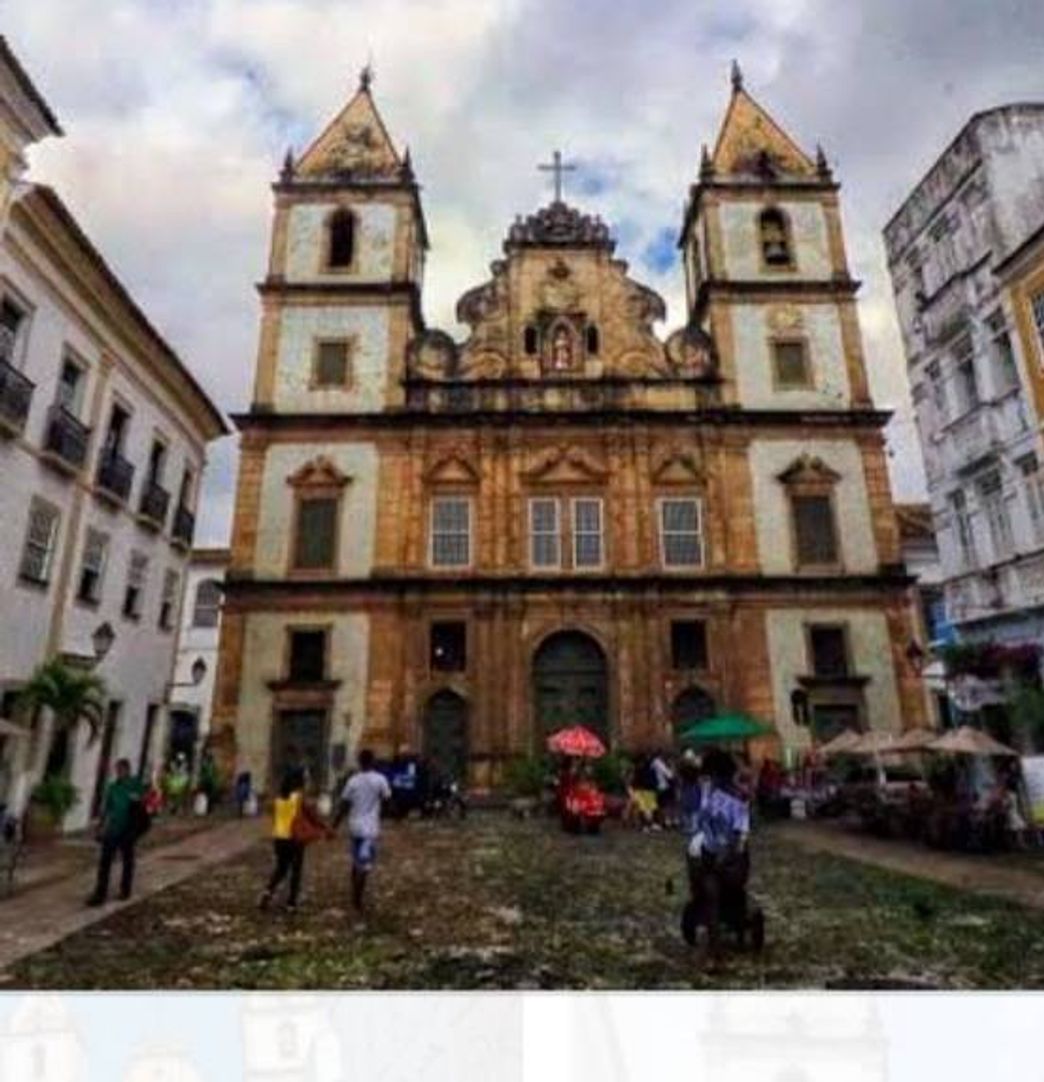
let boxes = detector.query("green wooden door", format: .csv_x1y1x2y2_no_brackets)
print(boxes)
274,710,327,788
533,632,609,744
423,691,469,783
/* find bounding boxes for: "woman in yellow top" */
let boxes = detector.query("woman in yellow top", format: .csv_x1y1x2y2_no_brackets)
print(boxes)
259,767,327,913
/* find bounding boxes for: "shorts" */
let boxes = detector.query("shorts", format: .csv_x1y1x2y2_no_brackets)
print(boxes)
350,835,378,870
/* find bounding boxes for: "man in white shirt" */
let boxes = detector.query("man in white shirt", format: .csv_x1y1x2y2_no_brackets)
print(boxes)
332,748,391,913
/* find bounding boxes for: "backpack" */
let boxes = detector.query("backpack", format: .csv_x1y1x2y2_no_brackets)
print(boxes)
129,798,152,839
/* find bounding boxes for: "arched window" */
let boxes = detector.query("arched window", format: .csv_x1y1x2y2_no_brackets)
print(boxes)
759,207,793,268
585,325,599,356
523,325,538,355
192,578,222,628
327,208,355,269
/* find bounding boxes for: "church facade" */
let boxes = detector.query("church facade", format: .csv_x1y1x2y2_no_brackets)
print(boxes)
213,67,925,789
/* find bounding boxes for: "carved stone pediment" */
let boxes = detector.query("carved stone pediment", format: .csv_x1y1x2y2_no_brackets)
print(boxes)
524,445,608,485
652,449,705,485
776,454,841,488
287,456,351,490
425,451,480,486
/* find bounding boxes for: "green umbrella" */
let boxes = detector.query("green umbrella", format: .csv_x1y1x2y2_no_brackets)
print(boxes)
677,712,773,745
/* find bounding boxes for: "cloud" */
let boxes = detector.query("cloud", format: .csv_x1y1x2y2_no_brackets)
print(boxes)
8,0,1044,544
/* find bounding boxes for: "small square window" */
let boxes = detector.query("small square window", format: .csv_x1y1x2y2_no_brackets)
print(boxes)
430,621,467,672
314,340,352,388
671,620,708,670
288,629,326,683
809,625,849,677
772,340,811,388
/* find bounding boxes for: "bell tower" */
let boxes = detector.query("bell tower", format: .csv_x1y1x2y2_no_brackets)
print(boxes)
679,63,872,411
252,66,428,414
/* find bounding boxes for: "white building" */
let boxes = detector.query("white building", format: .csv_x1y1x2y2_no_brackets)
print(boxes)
883,105,1044,684
0,38,227,829
168,546,228,771
0,995,84,1082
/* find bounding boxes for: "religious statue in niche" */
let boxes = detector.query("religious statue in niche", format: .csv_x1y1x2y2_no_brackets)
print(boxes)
550,325,574,371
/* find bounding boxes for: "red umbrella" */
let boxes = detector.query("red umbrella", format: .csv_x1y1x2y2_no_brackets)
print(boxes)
547,725,607,759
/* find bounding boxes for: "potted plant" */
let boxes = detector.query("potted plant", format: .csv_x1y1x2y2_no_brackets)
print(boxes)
16,658,105,839
27,774,80,841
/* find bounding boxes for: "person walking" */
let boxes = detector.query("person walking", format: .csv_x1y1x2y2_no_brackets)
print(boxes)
259,766,328,913
685,748,753,960
332,748,391,915
87,758,145,907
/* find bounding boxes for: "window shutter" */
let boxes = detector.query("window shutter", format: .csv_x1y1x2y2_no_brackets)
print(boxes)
572,498,603,568
294,498,338,570
530,498,560,568
20,502,59,583
660,498,704,568
792,495,838,566
431,498,470,567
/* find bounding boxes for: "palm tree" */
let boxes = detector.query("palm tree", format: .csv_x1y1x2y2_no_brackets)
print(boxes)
16,657,107,767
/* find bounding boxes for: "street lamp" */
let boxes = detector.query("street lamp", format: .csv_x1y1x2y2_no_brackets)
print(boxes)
91,622,116,663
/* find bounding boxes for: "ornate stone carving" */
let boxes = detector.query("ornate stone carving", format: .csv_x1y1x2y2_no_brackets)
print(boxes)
665,323,717,377
523,445,609,484
504,200,615,252
776,454,841,488
286,456,351,490
539,260,582,311
766,304,804,335
425,450,480,486
651,447,705,485
408,330,459,379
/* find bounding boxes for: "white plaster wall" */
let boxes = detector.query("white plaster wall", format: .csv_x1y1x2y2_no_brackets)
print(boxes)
273,304,390,413
236,610,370,790
766,608,904,750
730,303,852,408
748,439,879,573
0,200,217,830
719,200,832,280
0,451,74,680
169,560,225,740
284,201,396,283
254,442,379,578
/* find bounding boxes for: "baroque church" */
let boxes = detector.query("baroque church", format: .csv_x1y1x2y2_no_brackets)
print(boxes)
213,64,926,788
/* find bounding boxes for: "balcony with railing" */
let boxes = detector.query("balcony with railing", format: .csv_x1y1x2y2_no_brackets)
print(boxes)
0,354,34,437
172,504,195,548
42,404,89,473
95,449,135,504
138,479,171,530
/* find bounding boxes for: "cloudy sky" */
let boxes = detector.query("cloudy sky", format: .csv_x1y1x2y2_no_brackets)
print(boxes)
8,0,1044,545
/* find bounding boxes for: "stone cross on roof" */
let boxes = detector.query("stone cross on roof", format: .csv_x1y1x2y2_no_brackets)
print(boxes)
538,149,576,203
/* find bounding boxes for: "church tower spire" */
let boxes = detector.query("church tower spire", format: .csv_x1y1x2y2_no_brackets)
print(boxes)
250,72,428,412
677,64,869,409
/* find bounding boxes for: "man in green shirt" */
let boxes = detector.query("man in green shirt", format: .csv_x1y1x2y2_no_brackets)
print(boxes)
87,758,145,907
